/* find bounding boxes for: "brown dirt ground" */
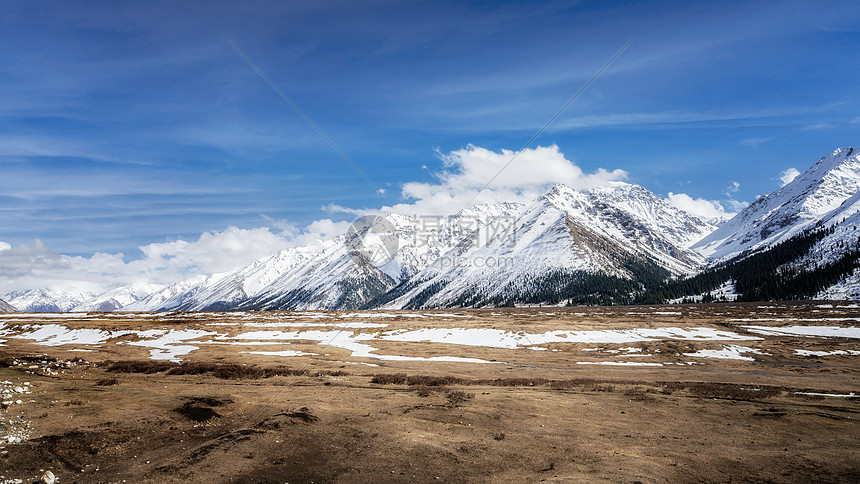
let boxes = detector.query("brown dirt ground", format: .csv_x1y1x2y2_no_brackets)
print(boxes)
0,302,858,483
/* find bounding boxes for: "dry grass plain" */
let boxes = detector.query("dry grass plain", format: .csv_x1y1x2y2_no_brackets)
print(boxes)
0,302,858,483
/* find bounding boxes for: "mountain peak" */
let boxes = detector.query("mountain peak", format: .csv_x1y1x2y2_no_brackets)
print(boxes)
4,288,95,312
693,146,860,261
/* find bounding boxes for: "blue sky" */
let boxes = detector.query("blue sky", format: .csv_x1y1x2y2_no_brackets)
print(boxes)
1,0,859,292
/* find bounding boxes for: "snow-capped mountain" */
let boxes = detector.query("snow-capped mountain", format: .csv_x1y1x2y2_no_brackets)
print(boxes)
168,245,322,311
694,147,860,262
21,180,716,311
382,182,711,308
587,183,717,249
15,146,860,310
72,282,165,312
121,273,229,312
139,182,710,311
0,299,16,312
231,212,467,311
4,289,95,313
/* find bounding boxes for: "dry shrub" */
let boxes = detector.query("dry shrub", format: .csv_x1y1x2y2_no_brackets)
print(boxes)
415,385,440,397
624,387,654,402
407,375,464,386
104,360,307,379
589,384,616,392
324,370,349,377
446,390,474,406
104,360,176,374
371,373,407,384
282,407,318,423
687,382,780,400
490,377,549,387
168,363,284,379
659,381,686,395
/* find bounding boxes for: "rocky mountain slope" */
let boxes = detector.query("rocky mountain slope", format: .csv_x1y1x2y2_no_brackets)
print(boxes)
72,282,165,312
380,182,711,308
3,289,94,313
0,299,16,312
694,147,860,262
107,181,713,311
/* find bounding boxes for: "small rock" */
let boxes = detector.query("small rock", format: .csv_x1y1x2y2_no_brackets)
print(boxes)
40,470,55,484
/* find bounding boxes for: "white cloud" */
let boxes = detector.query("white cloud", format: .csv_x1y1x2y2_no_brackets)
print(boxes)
372,144,627,215
666,193,734,221
0,144,632,296
723,181,740,197
0,227,297,296
779,167,800,186
136,226,292,275
0,220,363,296
0,240,114,295
286,219,351,247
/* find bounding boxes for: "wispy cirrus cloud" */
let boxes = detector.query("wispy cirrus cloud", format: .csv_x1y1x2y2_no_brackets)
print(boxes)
740,137,772,147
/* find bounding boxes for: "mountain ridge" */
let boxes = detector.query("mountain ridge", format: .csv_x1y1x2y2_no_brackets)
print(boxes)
11,147,860,311
693,147,860,262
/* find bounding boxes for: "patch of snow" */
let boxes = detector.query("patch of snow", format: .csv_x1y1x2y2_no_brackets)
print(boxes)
795,392,858,398
742,325,860,338
241,350,314,357
10,324,131,346
206,321,388,329
795,349,860,357
379,327,760,349
683,345,769,361
120,329,219,362
219,330,498,364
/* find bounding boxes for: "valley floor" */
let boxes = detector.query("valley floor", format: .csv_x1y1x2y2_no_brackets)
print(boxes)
0,303,858,483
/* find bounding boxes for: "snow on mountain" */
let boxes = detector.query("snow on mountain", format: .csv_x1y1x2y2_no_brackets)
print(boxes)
383,182,711,308
792,195,860,299
58,181,709,311
588,183,717,249
232,238,396,311
817,268,860,300
153,205,524,311
168,246,322,311
0,299,16,312
694,147,860,262
121,274,228,311
792,193,860,271
4,289,95,313
13,147,860,310
72,282,166,312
